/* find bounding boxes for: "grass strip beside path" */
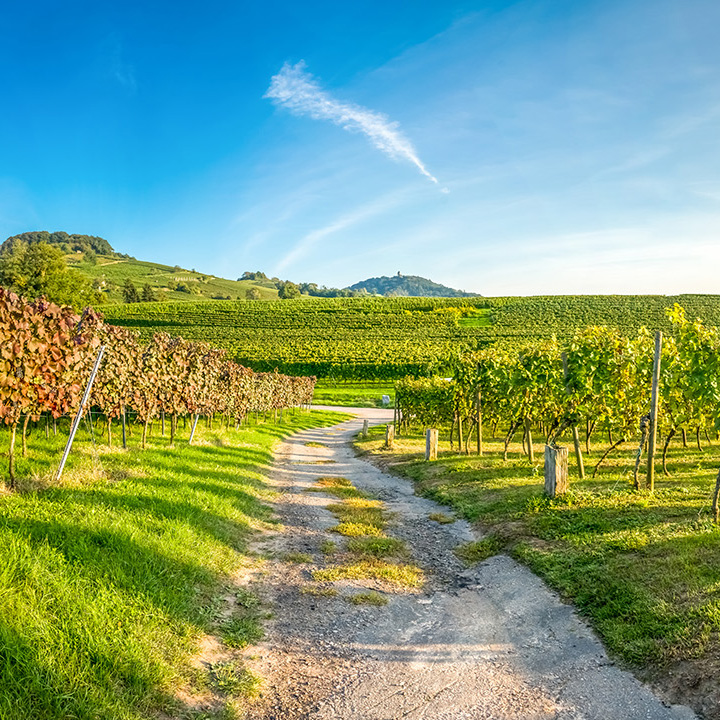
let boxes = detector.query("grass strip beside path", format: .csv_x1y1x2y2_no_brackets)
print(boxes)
0,409,348,720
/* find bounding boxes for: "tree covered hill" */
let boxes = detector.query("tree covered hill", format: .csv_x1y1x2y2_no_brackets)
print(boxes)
3,231,116,256
348,274,477,298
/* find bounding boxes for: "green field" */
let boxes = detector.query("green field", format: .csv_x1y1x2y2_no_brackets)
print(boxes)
102,294,720,380
0,409,347,720
355,425,720,710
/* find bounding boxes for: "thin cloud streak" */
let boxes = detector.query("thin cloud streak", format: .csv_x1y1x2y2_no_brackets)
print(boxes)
265,61,442,187
273,191,411,275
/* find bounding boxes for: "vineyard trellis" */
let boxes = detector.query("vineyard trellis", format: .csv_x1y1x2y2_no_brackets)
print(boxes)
395,304,720,516
0,288,316,487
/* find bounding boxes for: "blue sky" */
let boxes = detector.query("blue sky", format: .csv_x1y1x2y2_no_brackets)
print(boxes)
2,0,719,294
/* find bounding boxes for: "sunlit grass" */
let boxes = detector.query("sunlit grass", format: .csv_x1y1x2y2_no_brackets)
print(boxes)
313,560,423,588
330,522,385,537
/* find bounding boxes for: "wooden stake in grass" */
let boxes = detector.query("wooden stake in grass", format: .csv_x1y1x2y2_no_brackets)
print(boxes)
662,427,676,476
385,424,395,449
476,388,483,456
8,420,18,488
562,352,585,479
524,418,534,463
544,444,568,498
712,468,720,524
633,414,650,491
646,331,662,492
21,414,30,458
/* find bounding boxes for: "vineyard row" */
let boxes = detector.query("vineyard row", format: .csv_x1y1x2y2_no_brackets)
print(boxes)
395,305,720,510
0,288,315,487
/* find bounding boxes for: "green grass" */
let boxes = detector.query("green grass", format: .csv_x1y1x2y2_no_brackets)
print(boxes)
346,536,407,558
355,425,720,671
347,591,389,606
282,552,313,564
320,539,337,555
428,512,456,524
454,537,504,566
311,475,420,590
220,615,265,650
0,408,347,719
209,661,261,697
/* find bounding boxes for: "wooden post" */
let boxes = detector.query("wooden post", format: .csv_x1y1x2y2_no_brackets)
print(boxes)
476,389,483,456
121,405,127,449
425,428,438,461
572,426,585,479
647,331,663,492
544,445,569,498
562,352,585,479
385,424,395,449
362,419,369,438
161,410,165,436
524,418,534,463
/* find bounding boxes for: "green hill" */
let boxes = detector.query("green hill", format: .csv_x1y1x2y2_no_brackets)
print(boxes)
348,274,476,297
69,255,279,303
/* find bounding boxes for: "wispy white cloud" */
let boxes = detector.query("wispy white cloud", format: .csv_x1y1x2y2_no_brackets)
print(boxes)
265,61,442,187
272,191,411,275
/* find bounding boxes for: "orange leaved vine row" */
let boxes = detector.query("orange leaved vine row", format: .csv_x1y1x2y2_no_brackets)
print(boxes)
0,287,316,485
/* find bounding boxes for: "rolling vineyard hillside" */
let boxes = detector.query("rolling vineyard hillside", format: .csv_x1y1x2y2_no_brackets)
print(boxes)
69,255,280,303
102,294,720,380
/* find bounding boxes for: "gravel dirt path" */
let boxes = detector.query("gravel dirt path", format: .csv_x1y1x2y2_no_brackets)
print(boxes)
244,407,697,720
